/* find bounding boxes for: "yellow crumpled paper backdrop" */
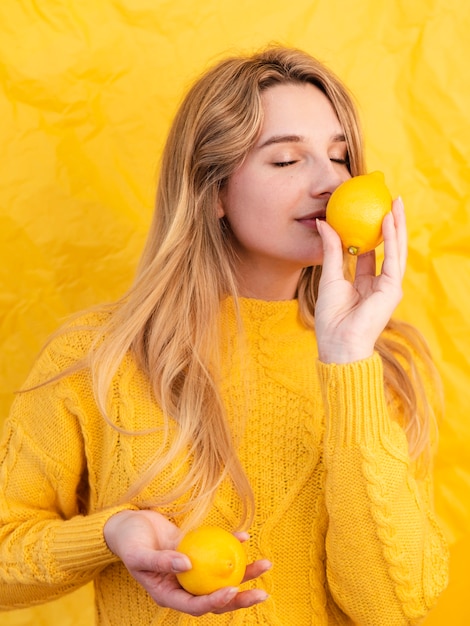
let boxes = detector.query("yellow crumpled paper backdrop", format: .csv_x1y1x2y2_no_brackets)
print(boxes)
0,1,469,624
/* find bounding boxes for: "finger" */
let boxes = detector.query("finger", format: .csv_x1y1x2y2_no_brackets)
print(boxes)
212,587,269,613
392,196,408,278
149,585,238,617
180,585,267,616
381,210,401,280
127,547,191,575
233,531,250,543
242,558,272,583
316,218,345,283
177,559,271,615
182,586,240,615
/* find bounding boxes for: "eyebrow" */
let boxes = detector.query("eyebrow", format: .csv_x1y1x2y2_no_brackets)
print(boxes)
257,133,347,149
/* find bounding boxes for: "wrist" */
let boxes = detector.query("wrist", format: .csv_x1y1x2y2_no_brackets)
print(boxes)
317,342,374,364
103,509,139,556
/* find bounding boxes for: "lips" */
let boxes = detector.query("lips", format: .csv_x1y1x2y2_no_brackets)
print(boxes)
296,210,326,229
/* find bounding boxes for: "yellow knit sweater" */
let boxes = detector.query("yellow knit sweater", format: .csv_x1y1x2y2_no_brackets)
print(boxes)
0,298,448,625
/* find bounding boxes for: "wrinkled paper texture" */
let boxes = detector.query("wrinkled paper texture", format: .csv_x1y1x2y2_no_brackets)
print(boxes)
0,1,469,623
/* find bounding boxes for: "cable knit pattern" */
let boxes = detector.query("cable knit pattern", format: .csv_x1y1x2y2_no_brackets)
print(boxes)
0,298,448,624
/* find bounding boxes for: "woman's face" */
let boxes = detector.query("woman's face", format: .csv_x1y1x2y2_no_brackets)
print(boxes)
218,81,351,299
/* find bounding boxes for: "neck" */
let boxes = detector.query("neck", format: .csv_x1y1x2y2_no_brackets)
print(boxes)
234,264,302,301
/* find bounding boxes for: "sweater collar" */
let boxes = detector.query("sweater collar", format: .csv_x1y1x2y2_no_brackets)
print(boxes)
221,296,303,334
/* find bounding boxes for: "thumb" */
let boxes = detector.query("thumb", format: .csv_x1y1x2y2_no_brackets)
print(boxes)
126,548,192,574
316,218,344,284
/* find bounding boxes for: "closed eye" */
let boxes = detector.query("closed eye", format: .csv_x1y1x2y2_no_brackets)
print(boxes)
274,160,297,167
330,157,349,165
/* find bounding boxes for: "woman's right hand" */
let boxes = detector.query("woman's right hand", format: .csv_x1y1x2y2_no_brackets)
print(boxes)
315,198,407,364
103,509,270,616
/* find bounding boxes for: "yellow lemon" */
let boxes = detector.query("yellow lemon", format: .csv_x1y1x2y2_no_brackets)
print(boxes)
326,171,392,255
175,526,247,596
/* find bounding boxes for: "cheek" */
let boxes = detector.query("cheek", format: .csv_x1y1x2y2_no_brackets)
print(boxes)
222,177,266,225
224,191,273,237
220,167,286,241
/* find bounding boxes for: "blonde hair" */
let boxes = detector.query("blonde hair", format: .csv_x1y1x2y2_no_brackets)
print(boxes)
46,46,440,528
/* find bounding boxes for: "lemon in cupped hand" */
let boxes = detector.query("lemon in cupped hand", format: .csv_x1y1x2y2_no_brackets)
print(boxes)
175,526,247,596
326,171,392,255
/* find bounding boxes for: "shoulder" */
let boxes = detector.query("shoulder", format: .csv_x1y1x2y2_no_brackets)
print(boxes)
50,308,113,356
24,307,114,385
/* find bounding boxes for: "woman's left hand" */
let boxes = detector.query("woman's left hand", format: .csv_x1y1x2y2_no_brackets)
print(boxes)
314,197,407,364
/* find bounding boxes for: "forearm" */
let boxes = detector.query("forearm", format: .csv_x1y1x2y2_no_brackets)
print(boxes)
317,354,449,625
0,506,131,609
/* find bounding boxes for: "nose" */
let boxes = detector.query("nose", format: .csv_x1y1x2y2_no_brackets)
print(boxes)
309,160,351,199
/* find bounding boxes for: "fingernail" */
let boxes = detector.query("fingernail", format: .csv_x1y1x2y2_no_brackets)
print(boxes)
255,591,269,604
234,531,250,542
220,587,239,605
171,556,191,572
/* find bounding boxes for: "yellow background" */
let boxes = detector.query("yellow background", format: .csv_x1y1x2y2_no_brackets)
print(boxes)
1,0,469,623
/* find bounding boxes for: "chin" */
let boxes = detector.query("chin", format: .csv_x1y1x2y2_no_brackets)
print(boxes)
298,253,324,268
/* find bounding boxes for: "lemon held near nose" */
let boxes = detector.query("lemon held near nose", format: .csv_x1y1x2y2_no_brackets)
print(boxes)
326,171,392,255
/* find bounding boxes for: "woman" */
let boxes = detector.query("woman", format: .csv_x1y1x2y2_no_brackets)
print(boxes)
0,46,448,624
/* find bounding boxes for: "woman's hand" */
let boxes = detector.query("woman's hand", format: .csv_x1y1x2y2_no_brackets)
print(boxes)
315,197,407,364
104,510,270,616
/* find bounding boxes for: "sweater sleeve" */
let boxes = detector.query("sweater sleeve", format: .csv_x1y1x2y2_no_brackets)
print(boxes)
0,340,135,609
316,352,449,626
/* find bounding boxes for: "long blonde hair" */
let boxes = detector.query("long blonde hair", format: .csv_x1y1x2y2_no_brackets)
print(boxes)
52,46,440,528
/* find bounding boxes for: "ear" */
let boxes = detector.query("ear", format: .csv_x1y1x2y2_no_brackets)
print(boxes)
216,193,225,219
